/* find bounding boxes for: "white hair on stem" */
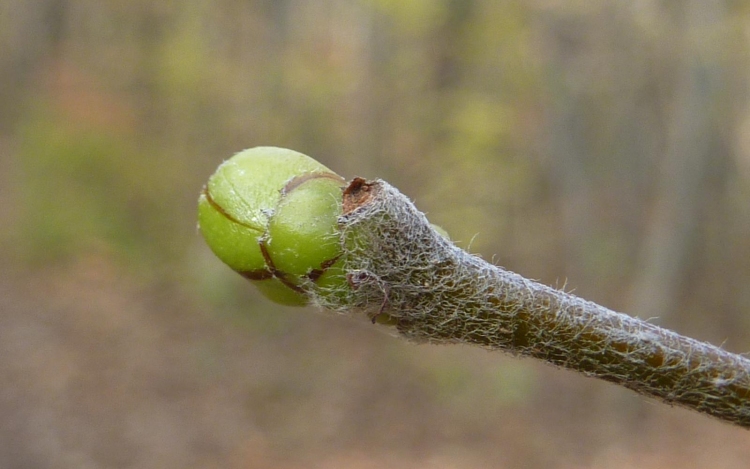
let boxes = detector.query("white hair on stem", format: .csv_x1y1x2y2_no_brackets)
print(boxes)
311,178,750,429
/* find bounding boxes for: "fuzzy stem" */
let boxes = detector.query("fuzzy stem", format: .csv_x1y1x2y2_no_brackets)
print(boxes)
313,178,750,428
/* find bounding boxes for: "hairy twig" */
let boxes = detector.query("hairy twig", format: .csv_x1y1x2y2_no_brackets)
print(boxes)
198,148,750,429
312,178,750,428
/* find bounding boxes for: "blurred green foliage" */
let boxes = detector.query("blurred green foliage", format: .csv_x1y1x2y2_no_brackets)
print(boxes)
18,106,136,262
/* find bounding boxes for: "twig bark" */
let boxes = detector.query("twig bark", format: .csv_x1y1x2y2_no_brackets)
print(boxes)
313,178,750,428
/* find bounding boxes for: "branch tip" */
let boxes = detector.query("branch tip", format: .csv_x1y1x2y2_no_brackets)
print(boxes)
343,178,379,214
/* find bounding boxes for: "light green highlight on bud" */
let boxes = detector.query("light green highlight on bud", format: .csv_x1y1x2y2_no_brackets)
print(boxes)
206,146,332,231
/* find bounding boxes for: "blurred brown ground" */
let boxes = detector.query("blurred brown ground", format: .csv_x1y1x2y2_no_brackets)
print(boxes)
2,1,750,468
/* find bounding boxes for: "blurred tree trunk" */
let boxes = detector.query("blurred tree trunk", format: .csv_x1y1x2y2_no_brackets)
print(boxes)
0,0,67,131
543,64,594,287
535,8,600,290
626,0,725,325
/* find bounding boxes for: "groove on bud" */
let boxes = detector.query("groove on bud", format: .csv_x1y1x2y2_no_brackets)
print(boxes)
198,147,346,306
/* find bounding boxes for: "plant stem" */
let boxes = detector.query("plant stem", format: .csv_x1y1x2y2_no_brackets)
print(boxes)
313,178,750,428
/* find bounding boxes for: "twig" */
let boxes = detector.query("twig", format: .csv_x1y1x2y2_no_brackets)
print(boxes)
313,178,750,428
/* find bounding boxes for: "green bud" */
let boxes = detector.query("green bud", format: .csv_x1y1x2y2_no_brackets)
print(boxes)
431,224,450,241
198,147,346,306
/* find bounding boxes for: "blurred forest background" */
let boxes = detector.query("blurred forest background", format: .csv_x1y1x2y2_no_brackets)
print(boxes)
2,1,750,468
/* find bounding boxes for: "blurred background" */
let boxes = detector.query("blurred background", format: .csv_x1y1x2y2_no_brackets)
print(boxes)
2,1,750,468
